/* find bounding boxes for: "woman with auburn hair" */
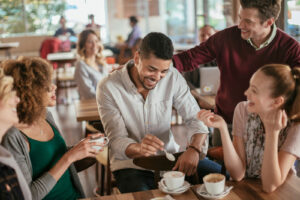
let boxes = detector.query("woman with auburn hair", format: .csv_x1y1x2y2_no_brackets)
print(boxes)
0,68,32,199
198,64,300,193
75,29,108,100
1,57,104,200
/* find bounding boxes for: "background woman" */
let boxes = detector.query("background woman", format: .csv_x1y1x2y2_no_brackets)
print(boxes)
75,29,108,100
1,57,103,200
0,68,31,199
198,64,300,193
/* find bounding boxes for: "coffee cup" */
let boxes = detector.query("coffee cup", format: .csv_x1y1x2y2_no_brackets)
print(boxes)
89,136,109,151
162,171,185,190
203,173,225,195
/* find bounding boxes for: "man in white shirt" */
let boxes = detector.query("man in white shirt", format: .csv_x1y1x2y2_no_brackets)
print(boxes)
96,32,222,193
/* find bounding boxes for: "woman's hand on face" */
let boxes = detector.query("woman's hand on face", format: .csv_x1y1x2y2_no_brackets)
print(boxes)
197,110,226,129
261,109,288,134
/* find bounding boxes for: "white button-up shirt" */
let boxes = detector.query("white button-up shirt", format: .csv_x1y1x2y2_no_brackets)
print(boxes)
96,61,209,171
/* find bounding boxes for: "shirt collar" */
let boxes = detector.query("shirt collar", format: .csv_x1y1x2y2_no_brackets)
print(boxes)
247,24,277,50
121,60,139,92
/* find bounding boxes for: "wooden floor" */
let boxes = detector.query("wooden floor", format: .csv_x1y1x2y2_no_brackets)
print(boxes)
52,87,190,197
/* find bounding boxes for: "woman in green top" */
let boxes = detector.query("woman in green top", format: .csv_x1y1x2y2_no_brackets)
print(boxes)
1,57,105,200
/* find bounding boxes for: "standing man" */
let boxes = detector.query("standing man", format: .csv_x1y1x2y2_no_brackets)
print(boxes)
96,32,222,193
173,0,300,146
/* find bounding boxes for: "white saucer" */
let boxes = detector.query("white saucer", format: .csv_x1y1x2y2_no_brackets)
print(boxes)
158,180,190,195
196,184,233,199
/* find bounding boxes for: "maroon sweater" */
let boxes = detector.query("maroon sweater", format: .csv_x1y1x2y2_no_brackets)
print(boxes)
173,26,300,123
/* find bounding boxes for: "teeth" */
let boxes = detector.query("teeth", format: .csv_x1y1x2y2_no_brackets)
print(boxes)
12,108,17,111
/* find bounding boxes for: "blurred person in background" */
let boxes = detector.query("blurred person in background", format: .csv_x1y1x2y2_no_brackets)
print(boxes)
86,14,101,30
183,25,217,110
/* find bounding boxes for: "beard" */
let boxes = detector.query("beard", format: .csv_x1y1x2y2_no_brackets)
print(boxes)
138,75,157,90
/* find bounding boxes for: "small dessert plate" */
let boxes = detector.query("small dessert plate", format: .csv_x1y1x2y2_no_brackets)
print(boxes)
197,184,233,199
158,180,190,195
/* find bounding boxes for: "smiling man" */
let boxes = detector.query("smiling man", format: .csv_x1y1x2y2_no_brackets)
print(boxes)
173,0,300,146
96,32,222,193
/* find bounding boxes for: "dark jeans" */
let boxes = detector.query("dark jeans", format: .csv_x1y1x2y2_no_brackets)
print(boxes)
113,169,156,193
113,157,228,193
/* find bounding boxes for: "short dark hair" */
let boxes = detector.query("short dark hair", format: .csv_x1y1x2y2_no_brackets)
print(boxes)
88,14,94,20
129,16,138,24
240,0,281,23
139,32,174,60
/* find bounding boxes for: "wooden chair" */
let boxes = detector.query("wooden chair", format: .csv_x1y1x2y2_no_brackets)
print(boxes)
133,152,199,187
74,157,97,172
95,146,117,196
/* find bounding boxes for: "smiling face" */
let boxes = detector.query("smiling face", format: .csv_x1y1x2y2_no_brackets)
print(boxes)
244,70,282,115
238,8,273,44
84,33,101,57
133,52,171,90
0,91,19,140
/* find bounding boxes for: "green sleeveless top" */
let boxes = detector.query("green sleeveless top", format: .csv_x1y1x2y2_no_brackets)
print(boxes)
25,122,79,200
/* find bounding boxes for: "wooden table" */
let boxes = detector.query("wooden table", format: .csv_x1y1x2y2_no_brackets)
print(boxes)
74,99,100,122
0,42,20,58
47,51,77,104
74,95,215,122
80,174,300,200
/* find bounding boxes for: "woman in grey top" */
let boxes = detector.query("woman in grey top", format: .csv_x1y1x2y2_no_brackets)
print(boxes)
75,29,108,100
0,68,32,200
1,57,105,200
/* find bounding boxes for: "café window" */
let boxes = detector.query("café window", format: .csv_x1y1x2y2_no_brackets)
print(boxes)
286,0,300,41
0,0,67,36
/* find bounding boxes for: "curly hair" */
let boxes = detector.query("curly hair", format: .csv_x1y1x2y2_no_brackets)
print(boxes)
0,68,14,103
240,0,282,23
77,29,105,66
1,57,53,125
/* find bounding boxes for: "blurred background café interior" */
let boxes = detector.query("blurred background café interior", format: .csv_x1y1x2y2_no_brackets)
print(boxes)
1,0,300,198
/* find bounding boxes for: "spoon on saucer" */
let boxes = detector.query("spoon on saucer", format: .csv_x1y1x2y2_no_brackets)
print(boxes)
163,149,175,161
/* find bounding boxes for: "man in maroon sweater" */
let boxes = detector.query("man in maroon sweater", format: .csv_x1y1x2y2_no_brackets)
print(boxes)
173,0,300,146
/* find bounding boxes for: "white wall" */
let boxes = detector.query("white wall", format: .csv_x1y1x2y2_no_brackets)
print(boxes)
106,0,167,43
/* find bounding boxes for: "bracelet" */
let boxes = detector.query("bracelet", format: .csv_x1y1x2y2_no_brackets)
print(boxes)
188,145,204,159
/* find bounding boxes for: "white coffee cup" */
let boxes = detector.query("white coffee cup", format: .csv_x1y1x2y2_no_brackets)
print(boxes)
89,136,109,151
162,171,185,190
203,173,225,195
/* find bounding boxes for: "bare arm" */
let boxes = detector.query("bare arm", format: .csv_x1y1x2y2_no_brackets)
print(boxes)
261,110,296,193
48,136,101,181
197,110,246,180
261,134,296,193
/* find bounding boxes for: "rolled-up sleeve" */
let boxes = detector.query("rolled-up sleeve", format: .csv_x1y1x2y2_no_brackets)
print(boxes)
96,80,136,160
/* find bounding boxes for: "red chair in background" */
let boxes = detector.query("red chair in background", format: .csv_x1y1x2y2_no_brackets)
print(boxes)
39,38,61,69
